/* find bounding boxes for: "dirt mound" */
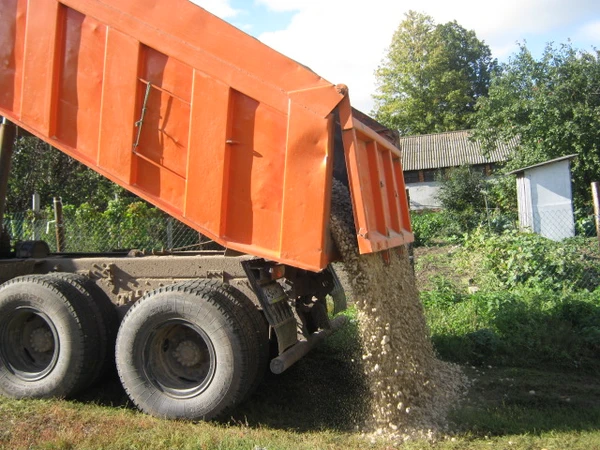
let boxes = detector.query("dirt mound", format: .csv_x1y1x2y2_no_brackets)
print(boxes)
330,181,465,442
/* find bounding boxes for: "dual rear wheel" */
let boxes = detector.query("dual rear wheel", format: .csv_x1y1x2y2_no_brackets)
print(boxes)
0,275,108,398
0,275,268,420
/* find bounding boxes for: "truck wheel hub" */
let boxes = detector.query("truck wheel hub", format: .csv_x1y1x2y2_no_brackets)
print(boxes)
29,327,54,353
173,340,202,367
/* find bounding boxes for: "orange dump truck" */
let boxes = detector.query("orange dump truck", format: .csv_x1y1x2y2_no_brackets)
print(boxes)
0,0,412,419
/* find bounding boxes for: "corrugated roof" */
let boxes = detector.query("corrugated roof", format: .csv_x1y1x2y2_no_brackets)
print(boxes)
506,154,577,175
400,130,518,171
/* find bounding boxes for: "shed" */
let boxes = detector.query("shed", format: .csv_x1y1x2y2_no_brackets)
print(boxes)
507,155,577,241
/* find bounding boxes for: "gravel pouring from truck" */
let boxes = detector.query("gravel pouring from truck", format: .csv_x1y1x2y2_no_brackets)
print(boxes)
0,0,413,420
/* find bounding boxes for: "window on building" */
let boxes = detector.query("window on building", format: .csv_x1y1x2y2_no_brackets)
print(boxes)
423,170,436,182
472,165,487,175
403,171,419,184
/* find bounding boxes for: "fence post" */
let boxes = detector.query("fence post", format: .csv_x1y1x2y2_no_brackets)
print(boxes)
53,197,65,252
32,192,40,240
592,182,600,251
0,119,16,256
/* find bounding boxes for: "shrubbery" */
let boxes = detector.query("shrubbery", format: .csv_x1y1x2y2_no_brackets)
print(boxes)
420,226,600,370
436,166,489,233
5,198,201,252
410,211,455,246
410,209,517,247
63,199,170,252
459,228,600,292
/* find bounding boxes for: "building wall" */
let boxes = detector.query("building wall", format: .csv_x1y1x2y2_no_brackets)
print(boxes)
406,182,442,210
404,164,495,210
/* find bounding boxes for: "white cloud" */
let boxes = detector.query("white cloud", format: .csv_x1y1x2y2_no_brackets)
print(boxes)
577,20,600,41
188,0,240,19
256,0,600,112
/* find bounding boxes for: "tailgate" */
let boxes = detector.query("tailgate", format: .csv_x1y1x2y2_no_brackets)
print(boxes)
338,95,414,254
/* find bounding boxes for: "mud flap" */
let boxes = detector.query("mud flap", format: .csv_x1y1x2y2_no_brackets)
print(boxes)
241,259,297,354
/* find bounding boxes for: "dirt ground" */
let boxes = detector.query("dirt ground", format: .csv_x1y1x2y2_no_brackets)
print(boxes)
412,244,467,291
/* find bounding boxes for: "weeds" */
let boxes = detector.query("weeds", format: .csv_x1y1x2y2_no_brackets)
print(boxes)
458,229,600,292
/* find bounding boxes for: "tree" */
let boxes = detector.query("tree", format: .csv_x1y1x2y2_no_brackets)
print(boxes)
473,42,600,205
372,11,497,135
6,135,124,213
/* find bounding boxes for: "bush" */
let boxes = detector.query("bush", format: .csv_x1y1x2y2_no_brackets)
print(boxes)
435,166,489,233
436,166,487,212
458,228,600,292
575,209,595,236
5,198,204,253
410,211,452,246
411,209,517,247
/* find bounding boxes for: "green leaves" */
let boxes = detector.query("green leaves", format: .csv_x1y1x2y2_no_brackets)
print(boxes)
7,136,124,213
473,42,600,206
460,229,600,292
372,11,497,135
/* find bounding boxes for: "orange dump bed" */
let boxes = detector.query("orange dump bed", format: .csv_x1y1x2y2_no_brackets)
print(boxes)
0,0,413,271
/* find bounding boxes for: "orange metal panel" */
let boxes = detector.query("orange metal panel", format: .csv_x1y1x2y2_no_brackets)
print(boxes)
57,0,323,115
382,150,401,234
366,141,387,235
20,0,61,135
279,102,335,269
184,71,230,232
97,28,139,183
134,156,185,214
393,156,412,234
55,8,105,160
224,91,286,250
339,96,414,254
0,0,26,115
135,48,192,180
0,0,412,272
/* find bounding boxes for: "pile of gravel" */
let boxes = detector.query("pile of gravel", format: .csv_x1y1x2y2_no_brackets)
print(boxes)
329,180,465,442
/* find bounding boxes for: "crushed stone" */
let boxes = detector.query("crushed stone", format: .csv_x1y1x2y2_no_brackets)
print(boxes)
329,180,466,442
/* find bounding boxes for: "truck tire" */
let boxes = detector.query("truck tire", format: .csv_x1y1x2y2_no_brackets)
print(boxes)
328,265,347,315
115,282,252,420
43,273,118,382
179,279,269,399
0,276,101,398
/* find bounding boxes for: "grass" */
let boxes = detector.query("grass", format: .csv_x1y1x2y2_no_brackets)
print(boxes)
1,308,600,449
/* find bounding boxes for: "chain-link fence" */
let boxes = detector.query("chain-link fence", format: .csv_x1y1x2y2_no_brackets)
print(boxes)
2,209,220,253
3,204,600,294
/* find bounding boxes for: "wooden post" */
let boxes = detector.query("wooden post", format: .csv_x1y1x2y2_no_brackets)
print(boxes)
405,187,415,271
0,119,16,256
0,120,16,231
592,182,600,251
53,197,65,252
32,192,40,240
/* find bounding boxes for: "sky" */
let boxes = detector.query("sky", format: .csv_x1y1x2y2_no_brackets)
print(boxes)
189,0,600,113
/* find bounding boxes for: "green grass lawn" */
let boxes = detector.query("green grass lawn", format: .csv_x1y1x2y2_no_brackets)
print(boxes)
1,311,599,450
